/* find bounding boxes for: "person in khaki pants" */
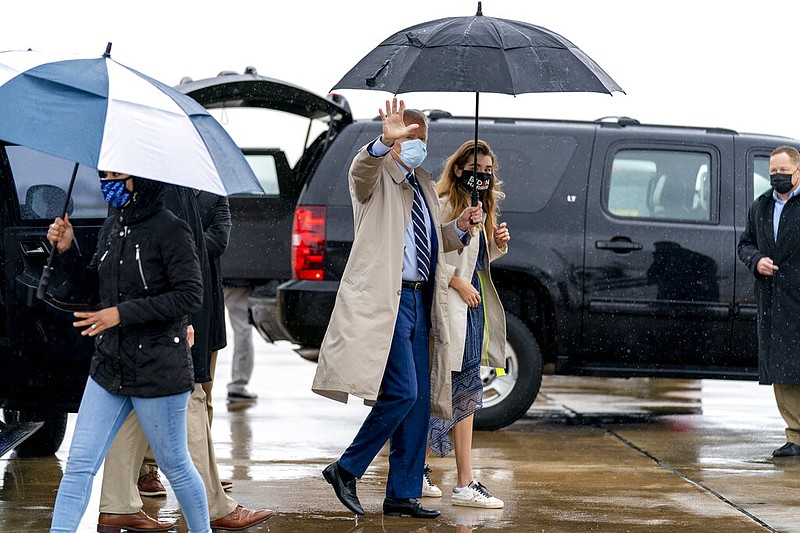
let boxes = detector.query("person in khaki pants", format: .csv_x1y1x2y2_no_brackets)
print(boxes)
130,190,232,500
96,188,273,532
738,145,800,459
97,385,271,531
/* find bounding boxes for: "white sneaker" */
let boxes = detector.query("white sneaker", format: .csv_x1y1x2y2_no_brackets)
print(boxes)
422,464,442,497
451,480,504,508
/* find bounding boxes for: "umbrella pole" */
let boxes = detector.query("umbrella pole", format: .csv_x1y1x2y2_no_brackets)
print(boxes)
471,92,480,209
36,162,79,300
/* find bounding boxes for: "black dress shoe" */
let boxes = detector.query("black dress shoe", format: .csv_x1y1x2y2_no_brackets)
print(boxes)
383,497,440,518
322,461,364,515
773,442,800,457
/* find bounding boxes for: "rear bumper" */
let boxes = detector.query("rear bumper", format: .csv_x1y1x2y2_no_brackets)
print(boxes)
276,279,339,347
249,294,293,343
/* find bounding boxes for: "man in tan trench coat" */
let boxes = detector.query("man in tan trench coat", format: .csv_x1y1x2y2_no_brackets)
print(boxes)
314,99,482,518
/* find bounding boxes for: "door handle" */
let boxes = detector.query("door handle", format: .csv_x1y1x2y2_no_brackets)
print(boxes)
20,240,49,256
595,238,643,252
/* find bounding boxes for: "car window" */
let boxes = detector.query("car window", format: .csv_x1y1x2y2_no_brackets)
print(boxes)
6,145,107,221
313,122,583,214
243,153,280,196
606,149,713,222
430,129,580,215
753,155,770,200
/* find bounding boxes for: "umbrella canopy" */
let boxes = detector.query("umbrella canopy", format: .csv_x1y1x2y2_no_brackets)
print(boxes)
0,47,262,196
332,3,623,205
332,4,623,96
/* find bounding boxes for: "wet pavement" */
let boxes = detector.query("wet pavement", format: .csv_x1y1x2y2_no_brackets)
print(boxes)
2,329,799,532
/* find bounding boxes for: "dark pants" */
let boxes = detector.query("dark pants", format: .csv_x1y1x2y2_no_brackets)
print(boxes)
338,287,430,498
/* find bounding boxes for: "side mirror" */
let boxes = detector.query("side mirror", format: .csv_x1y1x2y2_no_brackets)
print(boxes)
23,184,74,220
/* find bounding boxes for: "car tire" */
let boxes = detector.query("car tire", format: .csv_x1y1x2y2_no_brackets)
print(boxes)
3,409,68,457
474,312,543,431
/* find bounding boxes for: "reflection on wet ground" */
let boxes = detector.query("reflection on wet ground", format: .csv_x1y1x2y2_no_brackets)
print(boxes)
1,331,797,532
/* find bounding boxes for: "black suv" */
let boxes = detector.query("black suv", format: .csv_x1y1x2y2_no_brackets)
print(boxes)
176,71,352,343
0,69,352,456
1,69,796,453
271,113,800,430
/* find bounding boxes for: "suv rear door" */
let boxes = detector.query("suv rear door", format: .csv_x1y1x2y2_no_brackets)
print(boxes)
581,125,742,377
224,148,294,282
176,72,352,285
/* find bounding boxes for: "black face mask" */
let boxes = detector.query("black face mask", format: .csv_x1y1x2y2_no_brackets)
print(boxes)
771,172,796,194
458,170,493,192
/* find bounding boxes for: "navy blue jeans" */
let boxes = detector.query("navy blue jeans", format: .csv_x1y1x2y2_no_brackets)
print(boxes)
339,287,431,498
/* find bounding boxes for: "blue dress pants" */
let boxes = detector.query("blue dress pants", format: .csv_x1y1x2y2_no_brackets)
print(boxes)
339,287,430,499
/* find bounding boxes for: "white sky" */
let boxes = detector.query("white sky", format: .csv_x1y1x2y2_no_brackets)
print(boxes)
2,0,798,151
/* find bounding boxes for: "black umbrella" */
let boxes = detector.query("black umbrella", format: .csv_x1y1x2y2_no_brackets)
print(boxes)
332,2,624,205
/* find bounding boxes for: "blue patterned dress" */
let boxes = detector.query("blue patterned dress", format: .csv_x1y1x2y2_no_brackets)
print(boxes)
428,233,486,457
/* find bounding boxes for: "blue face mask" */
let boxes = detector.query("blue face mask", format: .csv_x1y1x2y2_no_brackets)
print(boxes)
399,139,427,169
100,179,132,208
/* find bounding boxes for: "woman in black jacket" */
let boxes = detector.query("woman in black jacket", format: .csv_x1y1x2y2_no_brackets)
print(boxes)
48,172,210,533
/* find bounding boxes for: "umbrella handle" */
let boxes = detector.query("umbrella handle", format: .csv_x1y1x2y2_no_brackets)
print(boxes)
36,162,79,300
35,261,53,300
471,92,480,211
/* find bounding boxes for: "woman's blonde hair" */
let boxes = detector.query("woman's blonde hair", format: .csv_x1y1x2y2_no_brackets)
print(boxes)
436,139,504,236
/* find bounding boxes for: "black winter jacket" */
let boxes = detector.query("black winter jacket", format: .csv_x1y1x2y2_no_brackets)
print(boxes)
196,191,231,353
164,187,212,382
60,182,203,397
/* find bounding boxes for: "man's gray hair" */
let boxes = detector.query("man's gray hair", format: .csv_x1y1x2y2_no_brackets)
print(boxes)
403,109,429,129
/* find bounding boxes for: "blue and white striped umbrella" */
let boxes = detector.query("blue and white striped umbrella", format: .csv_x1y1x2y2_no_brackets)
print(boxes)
0,47,262,196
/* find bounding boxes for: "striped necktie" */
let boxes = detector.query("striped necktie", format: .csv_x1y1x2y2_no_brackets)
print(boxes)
407,173,431,281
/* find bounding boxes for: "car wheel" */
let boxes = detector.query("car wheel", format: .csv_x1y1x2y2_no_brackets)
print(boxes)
474,312,543,431
3,409,68,457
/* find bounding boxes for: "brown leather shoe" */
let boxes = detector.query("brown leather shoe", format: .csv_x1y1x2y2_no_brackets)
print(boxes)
97,511,175,533
209,505,274,530
137,464,167,497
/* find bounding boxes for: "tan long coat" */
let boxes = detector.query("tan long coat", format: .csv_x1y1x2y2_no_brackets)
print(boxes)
440,199,507,372
311,145,467,420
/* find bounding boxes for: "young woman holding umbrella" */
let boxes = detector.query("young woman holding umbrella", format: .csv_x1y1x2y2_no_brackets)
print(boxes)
424,140,509,509
47,171,210,533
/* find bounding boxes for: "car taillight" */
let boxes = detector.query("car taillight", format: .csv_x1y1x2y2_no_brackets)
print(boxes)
292,205,326,280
